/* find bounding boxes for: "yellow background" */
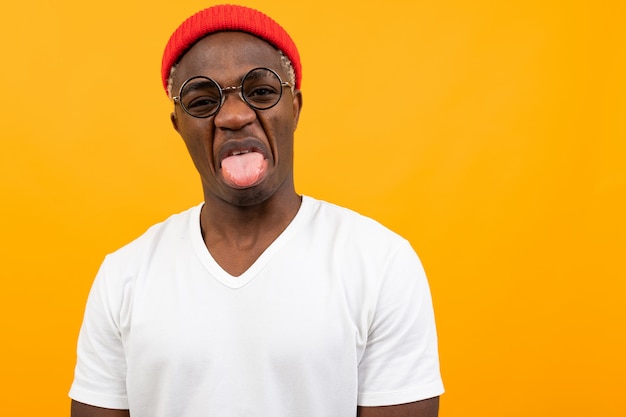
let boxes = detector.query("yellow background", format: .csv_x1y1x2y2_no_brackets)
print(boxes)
1,0,624,415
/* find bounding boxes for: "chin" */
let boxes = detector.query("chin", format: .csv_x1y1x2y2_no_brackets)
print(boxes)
224,186,276,207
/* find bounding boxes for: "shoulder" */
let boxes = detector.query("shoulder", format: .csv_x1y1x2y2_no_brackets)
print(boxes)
84,204,202,311
101,204,201,275
300,196,422,283
302,196,411,250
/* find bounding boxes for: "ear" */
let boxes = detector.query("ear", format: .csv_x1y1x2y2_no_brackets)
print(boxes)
170,111,179,133
291,90,303,131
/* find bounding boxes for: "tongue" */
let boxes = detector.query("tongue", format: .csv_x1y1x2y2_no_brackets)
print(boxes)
221,152,268,187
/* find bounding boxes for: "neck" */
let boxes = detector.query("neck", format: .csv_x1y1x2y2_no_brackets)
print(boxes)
198,188,302,277
200,187,301,246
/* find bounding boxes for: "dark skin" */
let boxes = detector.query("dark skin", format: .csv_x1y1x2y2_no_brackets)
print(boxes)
72,396,439,417
170,32,303,276
358,397,440,417
71,402,129,417
71,32,439,417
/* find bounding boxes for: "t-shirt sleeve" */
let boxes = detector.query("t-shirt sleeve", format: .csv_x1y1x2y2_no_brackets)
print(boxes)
69,259,130,409
357,240,444,406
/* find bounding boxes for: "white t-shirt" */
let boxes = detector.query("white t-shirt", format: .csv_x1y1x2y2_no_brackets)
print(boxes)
70,196,443,416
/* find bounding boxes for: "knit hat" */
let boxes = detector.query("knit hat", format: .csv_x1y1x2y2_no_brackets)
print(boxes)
161,4,302,95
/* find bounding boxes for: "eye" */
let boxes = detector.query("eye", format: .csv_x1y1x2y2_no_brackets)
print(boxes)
179,77,221,115
242,69,283,107
186,95,219,109
246,86,279,100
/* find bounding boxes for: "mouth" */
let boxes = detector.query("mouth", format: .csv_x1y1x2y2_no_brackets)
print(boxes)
217,139,270,188
218,139,269,167
224,148,262,161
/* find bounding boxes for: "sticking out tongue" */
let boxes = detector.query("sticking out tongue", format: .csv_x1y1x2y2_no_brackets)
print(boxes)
221,152,268,188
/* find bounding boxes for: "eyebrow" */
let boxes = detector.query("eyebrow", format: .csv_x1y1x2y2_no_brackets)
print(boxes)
244,68,274,82
181,68,278,94
182,79,220,94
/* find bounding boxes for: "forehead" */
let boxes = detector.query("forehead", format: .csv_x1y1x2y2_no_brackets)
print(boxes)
174,32,285,85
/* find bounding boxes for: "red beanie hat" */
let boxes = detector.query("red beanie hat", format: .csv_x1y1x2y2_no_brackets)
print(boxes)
161,4,302,95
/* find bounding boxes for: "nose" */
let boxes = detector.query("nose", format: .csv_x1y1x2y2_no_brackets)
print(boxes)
213,90,256,130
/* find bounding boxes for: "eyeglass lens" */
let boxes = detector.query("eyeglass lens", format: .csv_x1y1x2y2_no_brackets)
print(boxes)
179,68,284,118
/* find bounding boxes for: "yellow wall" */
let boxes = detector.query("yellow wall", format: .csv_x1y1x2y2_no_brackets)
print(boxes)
1,0,624,415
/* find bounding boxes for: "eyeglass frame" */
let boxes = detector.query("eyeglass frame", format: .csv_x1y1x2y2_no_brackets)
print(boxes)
172,67,294,119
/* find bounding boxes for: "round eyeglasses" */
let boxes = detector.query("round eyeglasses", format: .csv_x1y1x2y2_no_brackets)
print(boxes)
172,67,293,118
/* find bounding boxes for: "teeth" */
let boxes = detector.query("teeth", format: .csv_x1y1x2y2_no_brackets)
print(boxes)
231,150,250,156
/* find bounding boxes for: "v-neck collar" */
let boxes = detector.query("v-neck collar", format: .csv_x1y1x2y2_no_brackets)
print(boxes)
189,196,314,289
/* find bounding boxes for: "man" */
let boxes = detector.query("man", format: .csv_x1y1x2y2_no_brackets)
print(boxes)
70,5,444,417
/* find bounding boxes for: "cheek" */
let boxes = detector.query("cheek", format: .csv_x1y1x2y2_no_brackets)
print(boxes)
264,114,295,154
270,102,297,139
177,121,215,168
275,122,296,166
